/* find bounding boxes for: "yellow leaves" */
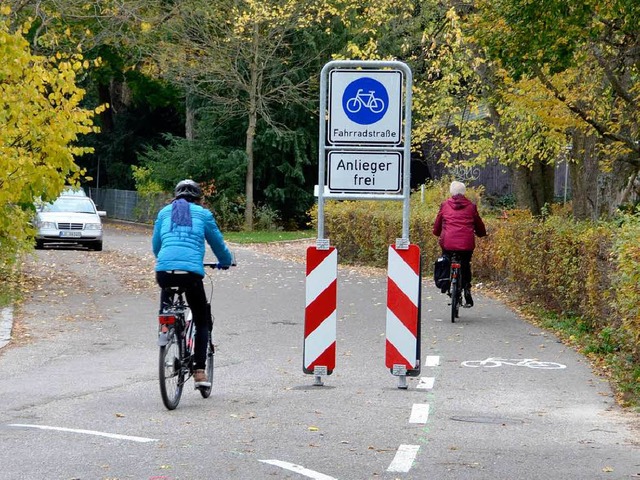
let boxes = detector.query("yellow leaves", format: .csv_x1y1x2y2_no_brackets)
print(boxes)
0,5,11,16
0,20,99,241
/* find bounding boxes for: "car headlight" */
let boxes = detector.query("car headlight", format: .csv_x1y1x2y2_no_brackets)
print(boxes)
39,221,57,229
84,223,102,231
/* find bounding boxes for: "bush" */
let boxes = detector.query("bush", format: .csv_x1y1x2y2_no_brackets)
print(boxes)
612,216,640,352
253,204,281,231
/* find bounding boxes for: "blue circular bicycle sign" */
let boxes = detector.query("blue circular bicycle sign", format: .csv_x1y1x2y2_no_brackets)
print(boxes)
342,77,389,125
328,69,403,145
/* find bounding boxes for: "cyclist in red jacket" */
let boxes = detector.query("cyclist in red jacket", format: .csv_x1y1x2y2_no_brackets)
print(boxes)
432,181,487,306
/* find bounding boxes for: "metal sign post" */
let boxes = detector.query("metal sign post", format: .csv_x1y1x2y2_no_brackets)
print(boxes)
306,60,419,388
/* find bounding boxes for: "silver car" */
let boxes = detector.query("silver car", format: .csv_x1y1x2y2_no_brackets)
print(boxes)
34,195,106,251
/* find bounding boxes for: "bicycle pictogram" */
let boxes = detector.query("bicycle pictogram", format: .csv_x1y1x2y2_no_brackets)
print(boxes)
345,89,385,114
341,77,389,125
461,357,567,369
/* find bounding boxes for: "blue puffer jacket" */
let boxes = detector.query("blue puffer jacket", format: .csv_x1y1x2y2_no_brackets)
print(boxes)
152,201,233,277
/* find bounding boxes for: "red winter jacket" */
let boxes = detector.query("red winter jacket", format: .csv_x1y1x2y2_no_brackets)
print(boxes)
432,195,487,251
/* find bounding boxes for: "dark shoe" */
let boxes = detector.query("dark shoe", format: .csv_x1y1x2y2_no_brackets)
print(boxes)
194,369,211,388
464,288,473,307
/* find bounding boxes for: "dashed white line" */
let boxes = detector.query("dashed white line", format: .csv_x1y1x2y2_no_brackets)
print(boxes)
417,376,435,389
259,460,337,480
409,403,430,424
425,355,440,366
8,424,157,443
387,444,420,472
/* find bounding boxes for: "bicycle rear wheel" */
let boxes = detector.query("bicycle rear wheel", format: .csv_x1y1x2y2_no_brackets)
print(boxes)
199,335,214,398
450,280,459,323
159,331,185,410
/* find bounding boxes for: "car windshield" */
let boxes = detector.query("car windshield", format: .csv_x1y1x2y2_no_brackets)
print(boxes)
61,187,87,196
41,197,97,214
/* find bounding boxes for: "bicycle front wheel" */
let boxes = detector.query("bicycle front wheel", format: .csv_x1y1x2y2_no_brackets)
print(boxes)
159,331,185,410
450,281,459,323
199,334,215,398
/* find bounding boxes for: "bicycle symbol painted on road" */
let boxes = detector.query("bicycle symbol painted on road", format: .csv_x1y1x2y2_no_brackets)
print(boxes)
342,77,389,125
462,357,567,369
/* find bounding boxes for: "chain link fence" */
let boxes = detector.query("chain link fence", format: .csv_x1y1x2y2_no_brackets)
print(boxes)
89,188,171,224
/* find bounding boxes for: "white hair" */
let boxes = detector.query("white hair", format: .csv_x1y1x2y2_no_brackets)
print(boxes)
450,181,466,196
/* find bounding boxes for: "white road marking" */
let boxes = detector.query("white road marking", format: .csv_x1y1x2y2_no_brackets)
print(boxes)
0,306,13,349
8,424,157,443
387,444,420,472
416,376,435,389
425,355,440,366
409,403,430,424
259,460,338,480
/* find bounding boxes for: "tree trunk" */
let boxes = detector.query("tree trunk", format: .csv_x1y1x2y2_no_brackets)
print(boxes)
512,160,555,216
185,95,195,141
244,111,256,230
569,130,600,220
97,83,113,133
244,24,260,231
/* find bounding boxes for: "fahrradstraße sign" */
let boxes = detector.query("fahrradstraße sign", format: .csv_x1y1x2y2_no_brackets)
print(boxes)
308,60,417,390
328,70,403,146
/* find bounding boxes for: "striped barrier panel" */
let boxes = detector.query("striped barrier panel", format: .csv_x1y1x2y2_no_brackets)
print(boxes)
303,246,337,376
385,244,421,376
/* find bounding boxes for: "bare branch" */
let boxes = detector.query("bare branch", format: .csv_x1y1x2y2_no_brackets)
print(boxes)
591,45,638,110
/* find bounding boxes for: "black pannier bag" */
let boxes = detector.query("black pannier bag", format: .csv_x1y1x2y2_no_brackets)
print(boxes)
433,255,450,293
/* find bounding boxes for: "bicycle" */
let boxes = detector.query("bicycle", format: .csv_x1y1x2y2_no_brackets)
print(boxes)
157,262,231,410
448,252,468,323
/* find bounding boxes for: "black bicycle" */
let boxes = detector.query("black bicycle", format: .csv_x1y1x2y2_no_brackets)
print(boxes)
448,253,466,323
158,262,228,410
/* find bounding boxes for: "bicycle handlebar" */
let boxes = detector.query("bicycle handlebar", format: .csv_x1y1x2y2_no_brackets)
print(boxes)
204,251,237,270
204,262,236,270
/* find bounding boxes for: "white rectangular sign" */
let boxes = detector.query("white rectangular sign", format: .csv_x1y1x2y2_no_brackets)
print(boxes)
327,151,402,193
328,69,402,146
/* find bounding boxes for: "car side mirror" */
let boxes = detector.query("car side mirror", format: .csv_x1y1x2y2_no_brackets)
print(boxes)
97,211,107,217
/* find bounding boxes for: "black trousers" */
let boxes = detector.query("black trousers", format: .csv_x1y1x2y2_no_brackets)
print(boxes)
156,271,211,370
442,250,474,290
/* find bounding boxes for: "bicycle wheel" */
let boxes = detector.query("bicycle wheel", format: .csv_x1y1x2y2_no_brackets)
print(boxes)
346,97,361,113
525,361,567,369
450,280,459,323
462,359,502,368
369,98,385,113
199,334,215,398
159,330,185,410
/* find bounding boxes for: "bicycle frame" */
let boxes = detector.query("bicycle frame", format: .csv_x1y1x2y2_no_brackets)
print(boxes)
158,292,195,385
449,253,464,322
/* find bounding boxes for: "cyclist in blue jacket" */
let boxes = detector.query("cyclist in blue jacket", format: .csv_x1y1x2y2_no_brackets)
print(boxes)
152,179,233,388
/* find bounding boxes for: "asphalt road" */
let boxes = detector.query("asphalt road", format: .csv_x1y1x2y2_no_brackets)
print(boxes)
0,222,638,480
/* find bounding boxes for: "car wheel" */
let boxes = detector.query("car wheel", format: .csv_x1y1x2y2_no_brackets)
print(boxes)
91,241,103,251
35,240,45,250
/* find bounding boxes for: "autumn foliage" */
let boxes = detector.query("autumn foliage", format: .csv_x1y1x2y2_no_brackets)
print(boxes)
0,10,102,270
